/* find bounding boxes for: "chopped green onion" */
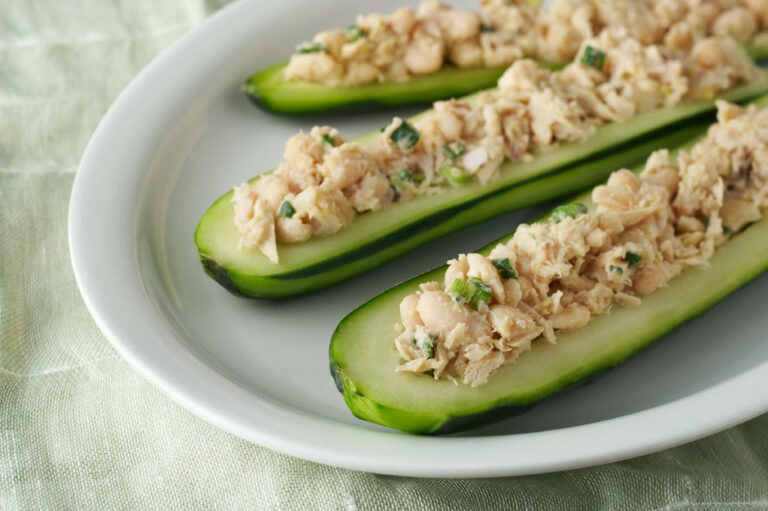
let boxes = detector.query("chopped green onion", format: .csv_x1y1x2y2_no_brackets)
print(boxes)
296,41,327,54
704,218,710,228
322,133,336,147
387,173,403,188
480,23,495,32
388,170,424,188
387,174,402,189
390,120,420,151
609,265,624,274
423,339,435,359
439,165,470,184
491,258,518,279
623,251,642,267
279,200,295,218
413,332,438,359
723,225,732,234
448,279,472,303
443,141,466,159
581,46,606,70
551,202,589,223
448,277,493,309
468,277,493,307
347,24,366,42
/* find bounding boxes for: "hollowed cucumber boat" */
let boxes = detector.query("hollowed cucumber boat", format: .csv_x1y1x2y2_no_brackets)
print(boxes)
195,77,768,299
245,44,768,115
330,213,768,434
243,62,512,115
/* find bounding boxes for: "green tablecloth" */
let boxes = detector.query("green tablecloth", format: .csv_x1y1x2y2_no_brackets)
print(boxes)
2,1,767,509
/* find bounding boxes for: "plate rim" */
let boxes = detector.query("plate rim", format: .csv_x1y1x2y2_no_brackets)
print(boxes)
68,0,768,478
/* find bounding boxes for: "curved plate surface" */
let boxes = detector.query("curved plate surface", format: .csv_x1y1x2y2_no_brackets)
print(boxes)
69,0,768,477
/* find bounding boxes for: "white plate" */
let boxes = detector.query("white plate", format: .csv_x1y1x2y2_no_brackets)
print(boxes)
69,0,768,478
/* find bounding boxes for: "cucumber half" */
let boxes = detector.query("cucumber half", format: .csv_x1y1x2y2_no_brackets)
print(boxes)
195,78,768,299
246,43,768,115
329,145,768,434
243,61,557,115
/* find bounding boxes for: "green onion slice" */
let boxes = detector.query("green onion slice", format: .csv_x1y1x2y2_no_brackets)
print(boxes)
413,332,438,359
551,202,589,223
322,133,336,147
581,46,606,70
609,265,624,274
390,120,420,152
279,200,295,218
443,141,466,159
623,251,642,267
448,277,493,309
439,165,470,184
347,24,366,42
296,42,327,54
491,258,518,279
388,170,424,188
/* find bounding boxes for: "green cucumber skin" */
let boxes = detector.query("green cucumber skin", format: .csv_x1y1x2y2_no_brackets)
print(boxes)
199,253,248,298
247,44,766,115
748,44,768,61
329,207,768,435
197,122,706,299
243,61,557,115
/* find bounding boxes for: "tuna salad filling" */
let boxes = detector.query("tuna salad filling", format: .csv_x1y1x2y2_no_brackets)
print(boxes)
394,100,768,387
234,31,760,262
286,0,768,87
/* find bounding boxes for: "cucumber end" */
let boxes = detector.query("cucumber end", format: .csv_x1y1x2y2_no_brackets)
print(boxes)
243,88,270,112
330,359,447,434
198,251,248,298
